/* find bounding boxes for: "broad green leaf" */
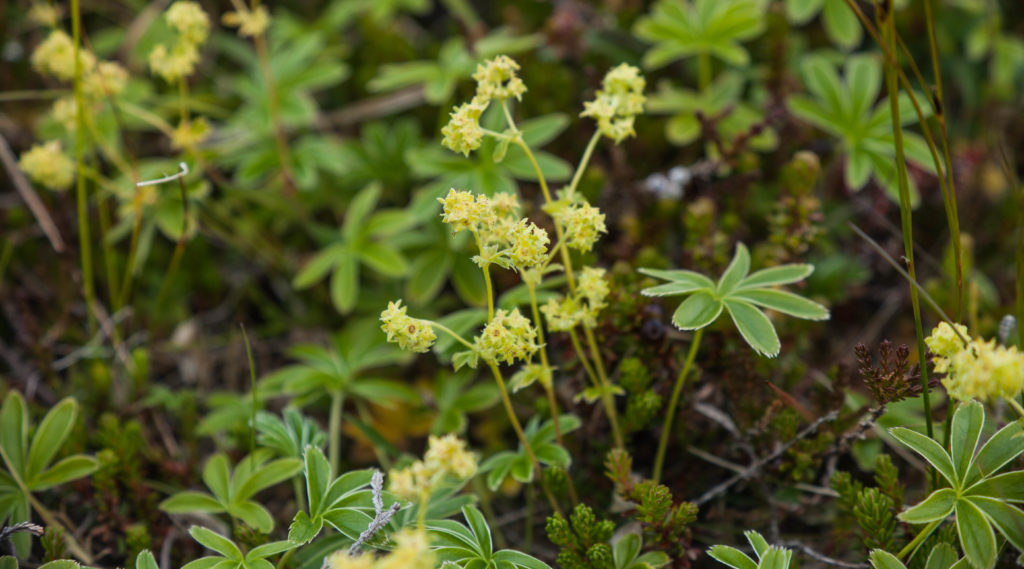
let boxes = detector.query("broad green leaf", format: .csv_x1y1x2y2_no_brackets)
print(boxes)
304,446,331,515
136,551,159,569
737,265,813,289
967,420,1024,485
925,544,959,569
364,210,414,237
950,401,985,483
709,546,757,569
846,55,881,119
510,456,533,483
26,398,77,478
869,550,907,569
968,496,1024,552
189,526,243,560
235,458,303,501
613,534,642,569
637,551,671,569
406,248,453,304
890,427,957,487
202,454,232,503
322,508,374,540
343,185,382,242
0,391,28,476
724,300,780,357
358,242,409,277
955,499,996,569
786,0,823,24
800,55,844,115
248,541,297,560
231,501,275,533
729,289,829,321
160,491,225,513
671,291,723,330
492,550,552,569
293,244,346,289
822,0,861,51
966,471,1024,502
29,455,98,490
846,148,873,190
462,506,493,556
331,254,359,313
638,268,716,289
757,548,790,569
519,113,569,148
717,243,751,294
897,488,955,523
744,531,769,559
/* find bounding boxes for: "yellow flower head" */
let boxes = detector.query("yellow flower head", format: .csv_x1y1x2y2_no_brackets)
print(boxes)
170,117,211,150
541,296,583,332
377,530,435,569
554,200,607,252
51,96,77,131
577,267,610,313
475,308,538,365
28,3,61,28
441,99,486,157
473,55,526,103
380,300,437,354
83,61,129,98
489,192,521,217
508,220,549,269
222,6,271,38
31,30,95,81
424,434,478,480
580,63,646,144
925,322,969,361
165,1,210,45
19,140,74,191
149,42,201,82
438,188,495,234
942,339,1024,403
325,551,375,569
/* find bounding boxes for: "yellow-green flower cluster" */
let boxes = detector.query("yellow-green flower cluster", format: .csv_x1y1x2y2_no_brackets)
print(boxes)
170,117,211,150
380,300,437,353
580,63,646,144
149,1,210,82
222,5,271,37
441,100,486,157
553,199,607,252
31,30,94,82
472,55,527,103
508,220,549,268
926,322,1024,403
577,267,610,313
540,296,584,332
19,140,74,191
325,529,435,569
474,308,539,365
438,188,497,234
28,3,60,27
388,435,477,502
540,267,610,331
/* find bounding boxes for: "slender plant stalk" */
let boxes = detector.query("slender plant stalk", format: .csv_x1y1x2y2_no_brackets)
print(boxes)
697,51,712,92
487,362,562,516
154,177,190,308
581,325,624,449
879,8,936,456
567,329,600,388
526,281,579,505
71,0,95,330
897,519,942,561
251,22,297,194
653,328,703,484
328,389,345,474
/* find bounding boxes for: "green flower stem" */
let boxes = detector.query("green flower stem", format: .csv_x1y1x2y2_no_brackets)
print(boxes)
697,51,712,92
897,519,942,561
565,132,601,199
582,324,624,449
568,328,600,388
1006,396,1024,420
417,488,430,530
251,26,297,195
71,0,95,331
292,475,306,514
0,444,93,564
430,321,477,351
487,361,563,516
526,280,579,505
275,548,295,569
653,327,703,485
328,389,345,474
473,230,495,319
881,13,935,450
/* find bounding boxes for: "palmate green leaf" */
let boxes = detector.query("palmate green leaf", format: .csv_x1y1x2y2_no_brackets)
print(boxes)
202,454,232,503
159,491,225,514
671,291,724,330
0,391,28,476
821,0,861,51
889,427,957,487
230,501,275,533
234,458,303,502
965,471,1024,503
708,546,757,569
968,496,1024,552
729,289,829,320
638,268,716,289
869,550,907,569
744,531,769,559
26,398,76,479
330,253,359,313
634,0,766,69
492,549,553,569
724,300,780,358
967,420,1024,485
462,505,494,558
189,526,243,561
950,401,985,482
28,455,98,491
357,242,409,278
956,499,997,569
738,265,814,289
717,243,751,294
897,488,956,523
293,243,346,289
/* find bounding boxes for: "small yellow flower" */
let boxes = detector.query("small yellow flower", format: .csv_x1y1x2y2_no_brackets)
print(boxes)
149,42,201,82
540,296,583,332
170,117,211,150
507,220,549,269
380,300,437,353
580,63,646,144
437,188,495,234
925,322,969,361
19,140,74,191
377,529,435,569
222,6,271,37
424,434,478,480
31,30,95,81
165,1,210,45
51,96,77,130
577,266,610,313
441,99,486,156
489,192,521,217
28,3,61,27
325,551,374,569
554,200,607,252
475,308,538,365
83,61,129,98
473,55,526,103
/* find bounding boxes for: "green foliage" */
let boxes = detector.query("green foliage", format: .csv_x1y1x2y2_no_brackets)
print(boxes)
618,358,664,434
429,505,552,569
430,370,499,434
292,184,417,313
787,54,934,205
481,415,580,490
287,447,382,545
640,243,828,357
708,531,793,569
546,504,616,569
785,0,862,51
634,0,767,69
0,392,98,556
181,526,295,569
159,450,302,533
611,533,670,569
255,409,327,459
892,401,1024,569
